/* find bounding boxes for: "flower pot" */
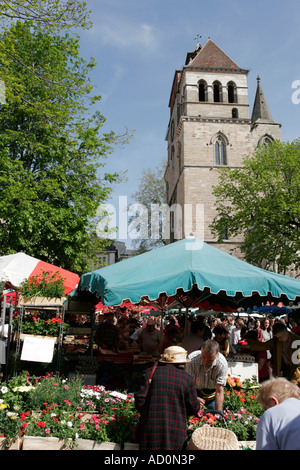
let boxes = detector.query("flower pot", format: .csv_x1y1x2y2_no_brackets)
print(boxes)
75,439,121,450
20,333,58,343
22,436,72,450
0,437,23,450
18,296,65,307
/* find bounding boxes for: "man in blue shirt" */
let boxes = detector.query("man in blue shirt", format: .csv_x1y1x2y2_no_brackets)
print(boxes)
256,377,300,450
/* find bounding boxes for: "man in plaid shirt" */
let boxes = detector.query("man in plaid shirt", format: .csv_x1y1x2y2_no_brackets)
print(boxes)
185,339,228,411
134,346,200,450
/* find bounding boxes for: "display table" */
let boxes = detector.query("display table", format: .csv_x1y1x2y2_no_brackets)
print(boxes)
227,354,258,381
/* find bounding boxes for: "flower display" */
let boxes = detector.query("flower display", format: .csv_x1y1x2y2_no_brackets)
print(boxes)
187,375,264,443
0,372,138,448
0,371,263,448
19,269,66,299
13,311,69,337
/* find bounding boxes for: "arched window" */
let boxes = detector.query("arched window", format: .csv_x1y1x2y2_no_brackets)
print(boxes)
227,81,237,103
232,108,238,118
213,81,222,102
198,80,207,102
258,134,274,146
215,136,227,165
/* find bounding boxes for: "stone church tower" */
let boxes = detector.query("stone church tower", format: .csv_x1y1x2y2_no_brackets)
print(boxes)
164,39,282,255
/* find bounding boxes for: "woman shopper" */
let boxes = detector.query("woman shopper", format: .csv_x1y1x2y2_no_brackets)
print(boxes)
134,346,200,450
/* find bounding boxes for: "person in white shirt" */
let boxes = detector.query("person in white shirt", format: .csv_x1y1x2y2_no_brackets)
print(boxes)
185,339,228,411
229,318,245,353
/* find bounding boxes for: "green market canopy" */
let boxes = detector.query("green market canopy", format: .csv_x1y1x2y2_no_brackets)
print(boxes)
76,238,300,311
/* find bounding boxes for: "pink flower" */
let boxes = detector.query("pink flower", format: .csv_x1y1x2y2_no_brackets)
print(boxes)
45,428,50,434
64,385,69,390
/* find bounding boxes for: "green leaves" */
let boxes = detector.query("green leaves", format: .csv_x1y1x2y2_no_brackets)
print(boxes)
0,1,92,32
0,22,126,273
211,140,300,273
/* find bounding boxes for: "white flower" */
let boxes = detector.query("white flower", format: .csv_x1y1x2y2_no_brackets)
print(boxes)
67,421,73,428
0,386,8,394
13,385,33,393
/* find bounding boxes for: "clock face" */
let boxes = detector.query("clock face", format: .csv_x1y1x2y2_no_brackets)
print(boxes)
171,119,175,141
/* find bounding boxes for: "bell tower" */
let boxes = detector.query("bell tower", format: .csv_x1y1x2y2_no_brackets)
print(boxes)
164,39,281,255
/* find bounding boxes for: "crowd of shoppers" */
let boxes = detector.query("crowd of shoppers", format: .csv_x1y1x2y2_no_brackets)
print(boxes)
94,308,300,450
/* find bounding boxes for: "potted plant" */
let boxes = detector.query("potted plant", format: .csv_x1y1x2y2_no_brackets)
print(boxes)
18,269,66,306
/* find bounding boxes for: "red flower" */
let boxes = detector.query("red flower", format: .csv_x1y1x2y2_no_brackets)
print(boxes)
38,422,46,428
189,417,200,424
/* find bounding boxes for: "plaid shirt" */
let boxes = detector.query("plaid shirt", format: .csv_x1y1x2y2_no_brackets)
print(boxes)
134,363,200,450
185,350,228,390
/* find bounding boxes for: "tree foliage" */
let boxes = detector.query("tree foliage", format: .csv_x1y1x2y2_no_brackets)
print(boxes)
0,21,126,273
130,159,167,252
0,0,92,31
211,139,300,274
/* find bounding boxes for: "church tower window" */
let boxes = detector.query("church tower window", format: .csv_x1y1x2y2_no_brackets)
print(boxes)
232,108,238,118
227,81,237,103
215,136,227,165
198,80,207,102
259,134,274,146
213,81,222,102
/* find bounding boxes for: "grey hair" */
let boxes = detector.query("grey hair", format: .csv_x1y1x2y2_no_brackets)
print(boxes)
257,377,300,408
201,339,220,355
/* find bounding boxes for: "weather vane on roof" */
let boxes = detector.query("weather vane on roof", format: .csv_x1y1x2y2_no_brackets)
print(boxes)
193,34,202,42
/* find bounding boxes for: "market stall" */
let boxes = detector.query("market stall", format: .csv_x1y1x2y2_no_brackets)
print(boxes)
74,237,300,336
0,254,80,380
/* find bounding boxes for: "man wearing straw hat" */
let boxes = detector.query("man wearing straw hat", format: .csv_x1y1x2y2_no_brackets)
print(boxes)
134,346,200,450
186,339,228,411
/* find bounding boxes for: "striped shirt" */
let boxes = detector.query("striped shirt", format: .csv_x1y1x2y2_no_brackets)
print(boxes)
185,350,228,390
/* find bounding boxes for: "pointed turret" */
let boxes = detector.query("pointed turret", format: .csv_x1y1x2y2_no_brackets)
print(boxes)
251,76,275,124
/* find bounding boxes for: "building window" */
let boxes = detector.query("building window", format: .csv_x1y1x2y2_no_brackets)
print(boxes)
213,81,222,102
227,81,237,103
215,136,227,165
171,145,175,169
259,135,273,146
198,80,207,102
232,108,238,118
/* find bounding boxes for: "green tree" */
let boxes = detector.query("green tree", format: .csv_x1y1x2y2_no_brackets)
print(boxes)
211,139,300,274
0,0,92,31
130,159,167,252
0,21,127,273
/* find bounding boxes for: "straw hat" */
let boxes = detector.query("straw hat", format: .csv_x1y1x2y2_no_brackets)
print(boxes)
159,346,190,364
188,426,239,450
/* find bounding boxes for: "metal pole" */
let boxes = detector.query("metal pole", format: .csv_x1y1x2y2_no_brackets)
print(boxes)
1,295,6,341
4,300,13,381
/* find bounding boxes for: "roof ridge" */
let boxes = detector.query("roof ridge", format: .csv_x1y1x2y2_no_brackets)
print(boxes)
187,38,243,71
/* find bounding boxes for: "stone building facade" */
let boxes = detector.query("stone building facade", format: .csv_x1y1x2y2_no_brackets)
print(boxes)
164,39,282,256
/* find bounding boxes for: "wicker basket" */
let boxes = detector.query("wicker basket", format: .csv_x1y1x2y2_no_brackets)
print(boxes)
188,426,239,450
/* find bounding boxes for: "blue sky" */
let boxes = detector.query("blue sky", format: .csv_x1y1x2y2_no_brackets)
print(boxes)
79,0,300,246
